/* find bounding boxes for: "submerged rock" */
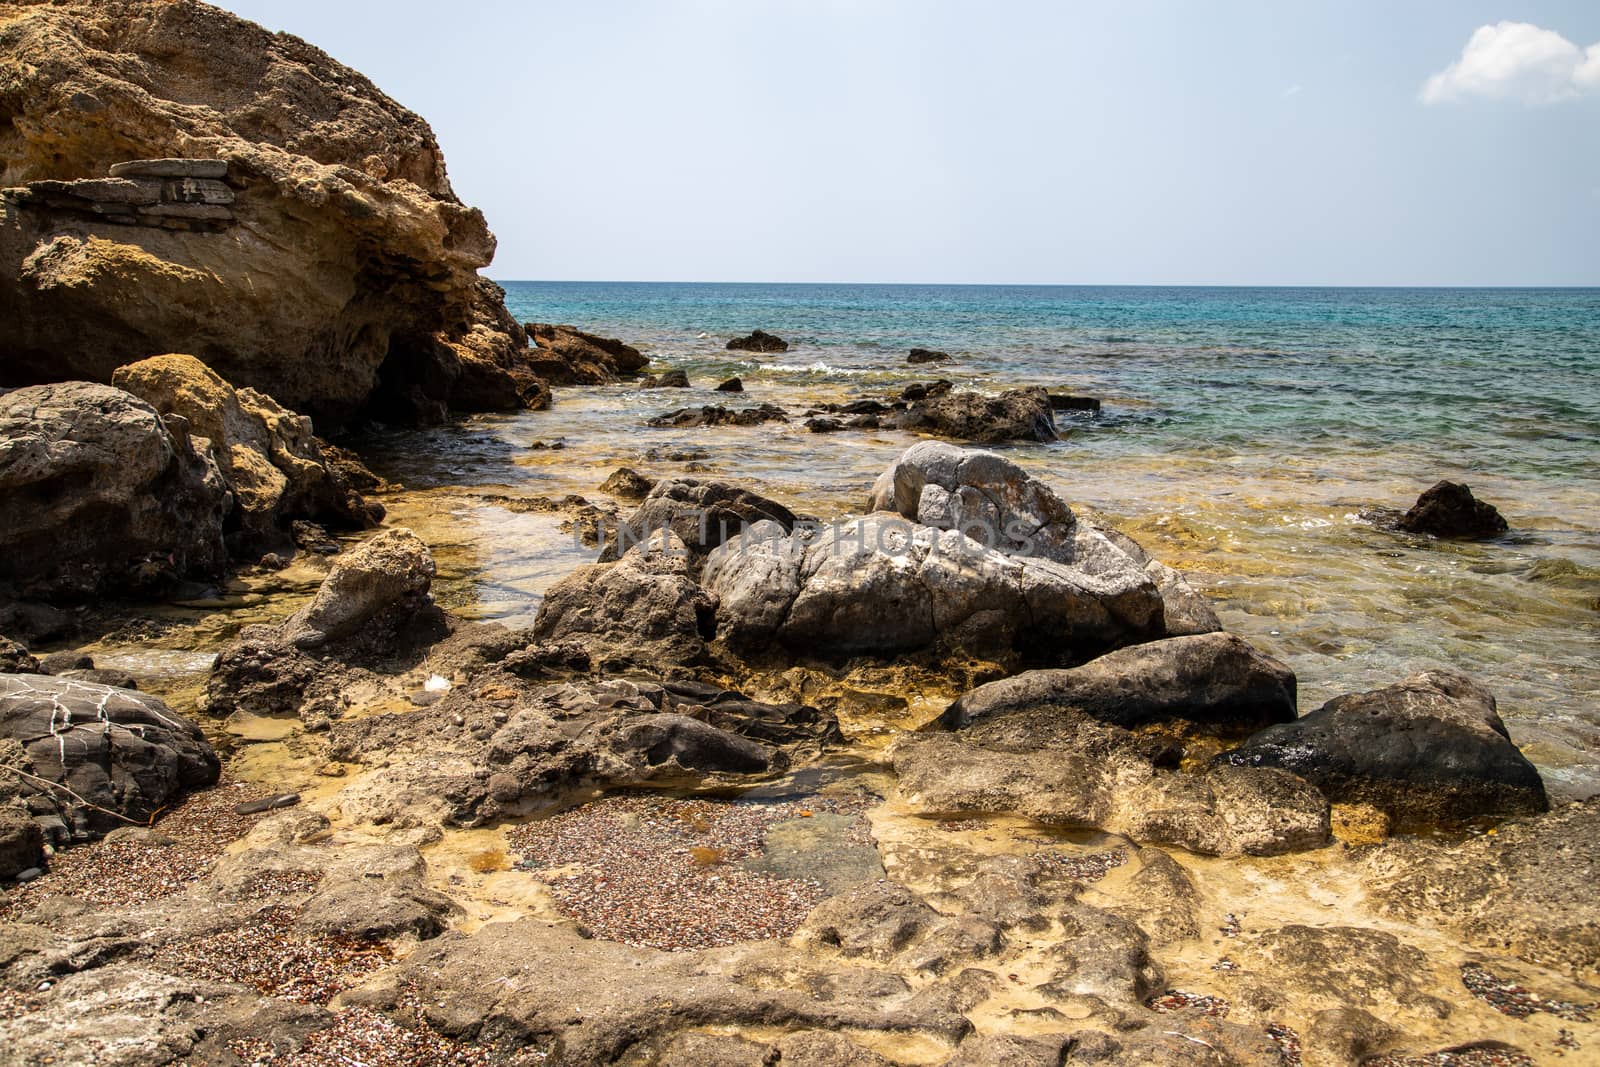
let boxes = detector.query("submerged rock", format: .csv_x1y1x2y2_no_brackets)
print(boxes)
0,674,219,840
0,381,230,599
726,329,789,353
1218,669,1548,827
1398,480,1509,539
0,1,537,424
907,348,951,364
1366,796,1600,979
525,323,650,384
112,354,383,551
279,529,436,649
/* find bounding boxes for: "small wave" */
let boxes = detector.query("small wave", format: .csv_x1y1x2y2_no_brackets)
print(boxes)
755,361,875,377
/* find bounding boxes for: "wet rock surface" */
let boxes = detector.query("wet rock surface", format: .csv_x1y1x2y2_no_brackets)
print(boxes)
1399,480,1510,539
726,329,789,352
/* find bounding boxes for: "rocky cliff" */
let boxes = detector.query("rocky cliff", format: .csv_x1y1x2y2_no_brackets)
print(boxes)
0,0,541,424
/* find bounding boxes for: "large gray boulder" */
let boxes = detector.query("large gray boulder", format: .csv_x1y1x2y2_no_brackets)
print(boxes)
1218,669,1547,827
868,442,1221,638
943,633,1297,731
0,674,219,841
702,514,1162,664
0,381,230,599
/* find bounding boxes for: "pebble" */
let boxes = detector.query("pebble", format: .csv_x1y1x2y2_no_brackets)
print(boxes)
1146,989,1231,1017
508,792,871,952
1460,963,1596,1022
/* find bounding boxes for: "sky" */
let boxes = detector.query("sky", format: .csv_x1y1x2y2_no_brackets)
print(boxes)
217,1,1600,286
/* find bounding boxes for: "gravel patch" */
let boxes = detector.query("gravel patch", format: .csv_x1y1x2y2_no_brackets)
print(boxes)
151,904,392,1005
1460,963,1596,1022
1,776,280,923
507,792,871,951
1364,1049,1533,1067
1146,989,1231,1017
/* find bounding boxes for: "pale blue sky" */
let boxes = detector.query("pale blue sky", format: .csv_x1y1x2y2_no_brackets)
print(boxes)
219,1,1600,286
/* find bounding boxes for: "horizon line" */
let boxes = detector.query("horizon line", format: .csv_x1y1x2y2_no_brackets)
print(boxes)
489,278,1600,291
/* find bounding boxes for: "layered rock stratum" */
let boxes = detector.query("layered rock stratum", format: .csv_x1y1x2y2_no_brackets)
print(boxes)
0,0,544,424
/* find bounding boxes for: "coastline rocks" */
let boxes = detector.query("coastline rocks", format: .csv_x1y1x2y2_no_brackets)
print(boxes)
0,1,535,424
0,801,46,880
1218,669,1548,826
0,382,230,599
907,348,951,364
867,441,1077,560
525,323,650,384
716,377,745,392
533,540,717,669
646,402,789,428
895,386,1057,443
943,633,1298,731
279,529,436,650
205,529,527,721
703,513,1162,665
599,477,798,566
0,674,220,840
1398,480,1509,539
643,369,691,389
726,329,788,353
111,354,382,550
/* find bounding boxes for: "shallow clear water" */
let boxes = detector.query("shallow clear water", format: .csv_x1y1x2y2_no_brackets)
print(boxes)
349,283,1600,799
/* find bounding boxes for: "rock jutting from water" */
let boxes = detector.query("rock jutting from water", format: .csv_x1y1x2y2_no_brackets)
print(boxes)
726,329,789,352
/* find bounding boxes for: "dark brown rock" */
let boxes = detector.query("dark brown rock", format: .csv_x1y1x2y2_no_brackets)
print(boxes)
1219,669,1547,827
1397,480,1509,539
726,330,788,353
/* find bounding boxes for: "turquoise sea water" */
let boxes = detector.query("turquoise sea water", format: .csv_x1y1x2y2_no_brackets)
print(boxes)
369,283,1599,797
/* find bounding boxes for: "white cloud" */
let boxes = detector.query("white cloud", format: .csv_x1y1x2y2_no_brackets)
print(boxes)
1283,84,1303,98
1422,21,1600,105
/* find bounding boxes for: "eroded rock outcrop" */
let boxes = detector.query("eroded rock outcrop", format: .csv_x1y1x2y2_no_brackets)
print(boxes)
0,381,230,599
0,0,540,423
1219,669,1548,827
111,354,382,551
526,323,649,384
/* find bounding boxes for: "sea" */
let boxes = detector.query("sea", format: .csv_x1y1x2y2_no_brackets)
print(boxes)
354,282,1600,799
